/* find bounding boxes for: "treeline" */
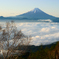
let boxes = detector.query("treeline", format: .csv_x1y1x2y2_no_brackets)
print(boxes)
6,41,59,59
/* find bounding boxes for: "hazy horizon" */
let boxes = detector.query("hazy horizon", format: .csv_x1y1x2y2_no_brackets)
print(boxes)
0,0,59,17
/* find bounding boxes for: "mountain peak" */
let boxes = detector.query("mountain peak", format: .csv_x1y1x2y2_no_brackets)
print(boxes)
33,8,40,10
17,8,56,19
31,8,42,13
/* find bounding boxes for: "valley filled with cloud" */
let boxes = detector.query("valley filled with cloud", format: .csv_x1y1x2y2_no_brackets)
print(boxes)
0,22,59,46
16,22,59,46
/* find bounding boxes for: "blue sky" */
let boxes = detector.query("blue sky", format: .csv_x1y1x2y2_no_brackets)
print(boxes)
0,0,59,17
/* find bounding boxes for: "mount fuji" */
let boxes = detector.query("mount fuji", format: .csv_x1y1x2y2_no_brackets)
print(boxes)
17,8,56,19
0,8,57,21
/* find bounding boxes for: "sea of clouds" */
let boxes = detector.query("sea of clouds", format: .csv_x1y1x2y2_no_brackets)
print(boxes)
15,22,59,46
0,22,59,46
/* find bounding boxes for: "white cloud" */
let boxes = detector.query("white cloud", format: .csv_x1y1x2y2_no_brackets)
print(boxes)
15,22,59,45
51,27,55,29
0,22,59,46
40,28,50,32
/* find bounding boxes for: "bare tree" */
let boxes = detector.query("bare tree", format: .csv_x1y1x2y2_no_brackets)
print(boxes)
0,21,32,59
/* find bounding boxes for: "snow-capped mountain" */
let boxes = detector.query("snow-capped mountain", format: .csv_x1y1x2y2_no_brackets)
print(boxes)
17,8,56,19
0,8,57,20
30,8,42,13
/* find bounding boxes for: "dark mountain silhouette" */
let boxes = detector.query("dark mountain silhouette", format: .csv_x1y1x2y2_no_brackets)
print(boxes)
17,41,59,52
52,18,59,22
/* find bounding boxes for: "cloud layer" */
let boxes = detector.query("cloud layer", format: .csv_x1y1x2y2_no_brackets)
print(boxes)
0,22,59,46
15,22,59,46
